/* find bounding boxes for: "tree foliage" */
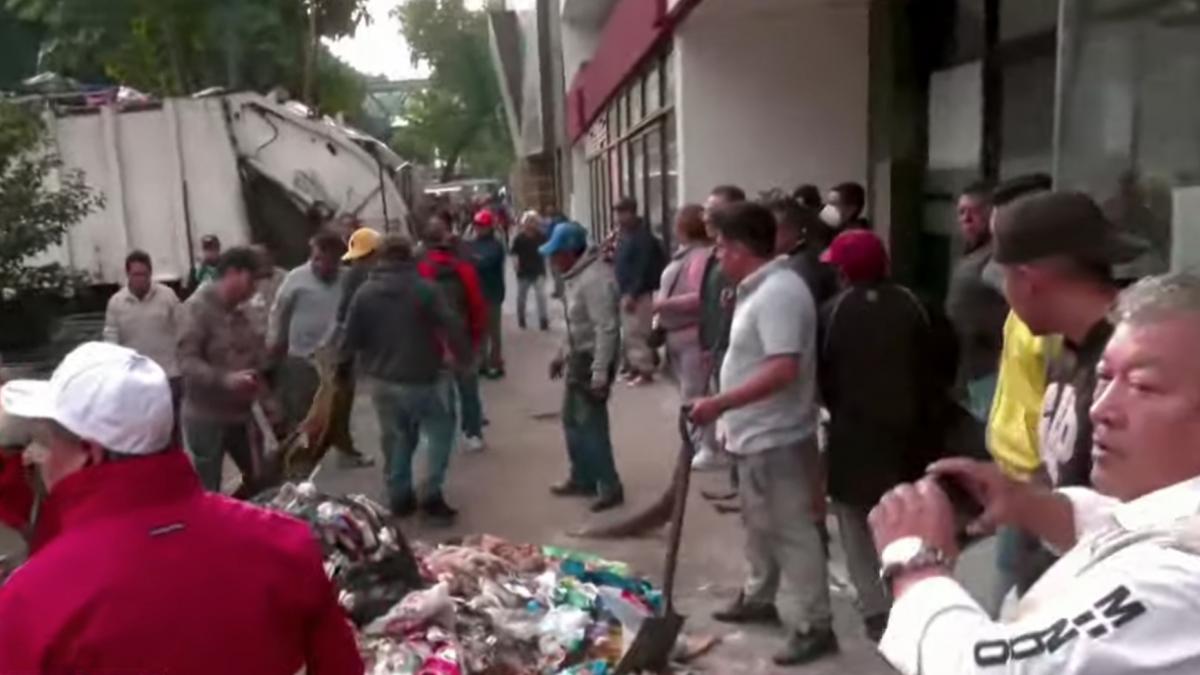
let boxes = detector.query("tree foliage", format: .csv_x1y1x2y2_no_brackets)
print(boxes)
392,0,511,181
0,102,102,296
4,0,370,116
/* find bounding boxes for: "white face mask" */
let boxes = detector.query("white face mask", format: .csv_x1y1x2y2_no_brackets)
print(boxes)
820,204,844,229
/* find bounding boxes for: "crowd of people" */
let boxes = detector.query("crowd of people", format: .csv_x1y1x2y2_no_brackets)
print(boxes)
559,174,1200,673
6,163,1200,674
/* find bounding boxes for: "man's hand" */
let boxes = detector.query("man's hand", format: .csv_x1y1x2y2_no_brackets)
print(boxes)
223,371,261,398
689,396,726,427
621,296,637,314
869,478,960,562
587,378,610,401
928,458,1025,537
548,357,565,380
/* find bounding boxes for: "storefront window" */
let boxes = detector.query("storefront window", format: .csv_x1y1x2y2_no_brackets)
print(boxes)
645,126,665,242
645,62,661,116
586,48,678,245
1058,0,1200,273
631,78,644,126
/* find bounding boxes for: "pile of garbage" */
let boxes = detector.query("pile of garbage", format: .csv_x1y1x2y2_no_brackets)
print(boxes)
261,483,693,675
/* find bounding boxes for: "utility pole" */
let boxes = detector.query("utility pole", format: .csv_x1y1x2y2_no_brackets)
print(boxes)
302,0,319,106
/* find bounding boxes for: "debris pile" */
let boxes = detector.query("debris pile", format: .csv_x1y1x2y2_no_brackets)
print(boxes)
261,483,682,675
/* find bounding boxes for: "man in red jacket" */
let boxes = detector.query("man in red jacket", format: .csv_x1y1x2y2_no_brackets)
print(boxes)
0,342,363,675
418,211,490,453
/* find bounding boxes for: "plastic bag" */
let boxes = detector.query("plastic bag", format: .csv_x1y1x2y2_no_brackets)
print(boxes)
537,606,591,660
365,582,456,635
417,644,463,675
556,661,610,675
484,607,544,642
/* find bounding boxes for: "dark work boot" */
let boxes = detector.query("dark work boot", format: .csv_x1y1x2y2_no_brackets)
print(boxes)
773,627,839,666
590,485,625,512
389,493,416,518
550,479,596,498
420,493,458,526
712,593,781,625
540,319,550,331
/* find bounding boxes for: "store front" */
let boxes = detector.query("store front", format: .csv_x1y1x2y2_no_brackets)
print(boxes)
1057,0,1200,274
584,50,677,246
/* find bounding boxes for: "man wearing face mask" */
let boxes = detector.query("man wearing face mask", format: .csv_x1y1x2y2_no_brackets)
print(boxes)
820,182,870,231
0,342,363,675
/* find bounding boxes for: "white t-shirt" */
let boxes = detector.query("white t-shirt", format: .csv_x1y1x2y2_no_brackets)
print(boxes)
718,259,818,454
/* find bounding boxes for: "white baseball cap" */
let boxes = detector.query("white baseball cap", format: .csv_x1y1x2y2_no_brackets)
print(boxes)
0,342,173,456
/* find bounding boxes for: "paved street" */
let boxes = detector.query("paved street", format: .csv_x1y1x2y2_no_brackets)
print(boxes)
0,271,1000,674
312,277,1000,674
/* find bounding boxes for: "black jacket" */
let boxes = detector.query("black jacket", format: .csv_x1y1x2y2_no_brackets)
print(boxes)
819,281,941,506
339,261,469,384
785,245,838,308
613,222,665,298
945,243,1008,383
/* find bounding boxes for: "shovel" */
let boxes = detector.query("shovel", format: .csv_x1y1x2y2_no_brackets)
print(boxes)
613,408,696,674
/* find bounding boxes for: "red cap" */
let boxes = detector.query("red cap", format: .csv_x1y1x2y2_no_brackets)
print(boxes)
473,210,495,228
820,230,888,284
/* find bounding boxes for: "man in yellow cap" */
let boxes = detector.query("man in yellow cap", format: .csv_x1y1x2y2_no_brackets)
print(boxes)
324,227,384,468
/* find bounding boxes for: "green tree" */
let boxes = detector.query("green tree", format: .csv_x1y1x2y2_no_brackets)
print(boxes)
0,102,102,296
5,0,370,116
392,0,512,181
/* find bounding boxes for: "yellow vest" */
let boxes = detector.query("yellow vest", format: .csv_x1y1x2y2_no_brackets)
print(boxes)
987,312,1059,479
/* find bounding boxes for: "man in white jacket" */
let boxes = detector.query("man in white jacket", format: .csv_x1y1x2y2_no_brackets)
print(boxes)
871,272,1200,674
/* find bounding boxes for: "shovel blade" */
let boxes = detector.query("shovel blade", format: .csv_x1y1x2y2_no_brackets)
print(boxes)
613,612,685,675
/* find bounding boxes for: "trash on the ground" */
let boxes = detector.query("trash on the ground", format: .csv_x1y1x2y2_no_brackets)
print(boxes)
264,483,712,674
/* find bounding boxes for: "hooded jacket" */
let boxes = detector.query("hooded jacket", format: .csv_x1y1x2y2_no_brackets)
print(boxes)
0,450,362,675
340,260,470,384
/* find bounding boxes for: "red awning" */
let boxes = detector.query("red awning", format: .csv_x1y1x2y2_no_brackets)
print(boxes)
566,0,673,142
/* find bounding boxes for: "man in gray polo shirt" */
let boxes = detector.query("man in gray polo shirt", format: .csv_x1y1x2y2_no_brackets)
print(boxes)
691,201,835,666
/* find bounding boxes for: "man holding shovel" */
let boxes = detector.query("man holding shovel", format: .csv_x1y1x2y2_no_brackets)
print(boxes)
690,202,836,666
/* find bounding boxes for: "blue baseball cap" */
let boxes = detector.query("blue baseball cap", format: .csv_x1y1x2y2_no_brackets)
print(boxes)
539,221,588,256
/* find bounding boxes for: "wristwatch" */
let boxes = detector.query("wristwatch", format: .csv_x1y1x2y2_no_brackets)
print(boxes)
879,536,948,583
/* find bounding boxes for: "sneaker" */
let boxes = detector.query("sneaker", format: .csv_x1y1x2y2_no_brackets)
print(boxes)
590,486,625,512
691,447,730,471
462,435,486,453
712,593,780,625
628,374,654,387
389,493,417,518
864,613,889,643
550,479,596,498
773,628,839,666
421,494,458,524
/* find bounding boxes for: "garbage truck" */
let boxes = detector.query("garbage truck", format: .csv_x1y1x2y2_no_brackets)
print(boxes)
35,91,414,287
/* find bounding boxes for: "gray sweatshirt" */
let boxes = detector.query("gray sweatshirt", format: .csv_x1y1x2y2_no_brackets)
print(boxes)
559,248,621,387
268,263,344,359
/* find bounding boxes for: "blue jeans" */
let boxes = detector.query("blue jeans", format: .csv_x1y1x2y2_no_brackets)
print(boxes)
562,383,622,493
372,378,456,501
516,275,548,326
967,373,999,422
454,367,484,437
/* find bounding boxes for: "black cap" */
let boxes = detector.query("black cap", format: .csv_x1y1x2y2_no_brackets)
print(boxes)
614,197,638,214
993,191,1147,266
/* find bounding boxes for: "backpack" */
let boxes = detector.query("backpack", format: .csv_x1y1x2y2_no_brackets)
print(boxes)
428,255,471,325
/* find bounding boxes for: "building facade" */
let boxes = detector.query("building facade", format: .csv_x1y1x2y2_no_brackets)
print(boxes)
490,0,1200,292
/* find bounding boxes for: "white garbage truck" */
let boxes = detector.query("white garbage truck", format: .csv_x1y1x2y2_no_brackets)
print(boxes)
38,91,414,287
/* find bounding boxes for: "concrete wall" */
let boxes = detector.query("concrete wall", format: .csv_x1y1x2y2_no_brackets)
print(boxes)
674,1,870,203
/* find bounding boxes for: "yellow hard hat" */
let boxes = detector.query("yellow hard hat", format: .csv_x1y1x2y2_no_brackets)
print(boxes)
343,227,382,261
